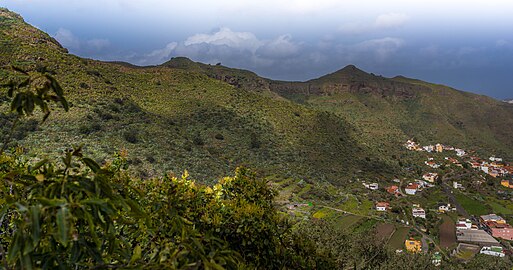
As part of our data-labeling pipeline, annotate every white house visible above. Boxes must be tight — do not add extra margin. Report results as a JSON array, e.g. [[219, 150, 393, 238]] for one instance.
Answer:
[[480, 246, 505, 257], [369, 183, 379, 190], [455, 149, 466, 157], [376, 202, 390, 212], [490, 157, 503, 162], [424, 145, 434, 152], [425, 161, 441, 169], [453, 181, 463, 189], [423, 173, 438, 183], [412, 208, 426, 219], [456, 219, 473, 230], [438, 203, 454, 213], [405, 183, 419, 195]]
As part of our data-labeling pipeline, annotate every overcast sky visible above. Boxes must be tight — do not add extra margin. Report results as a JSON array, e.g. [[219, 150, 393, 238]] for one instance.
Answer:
[[3, 0, 513, 99]]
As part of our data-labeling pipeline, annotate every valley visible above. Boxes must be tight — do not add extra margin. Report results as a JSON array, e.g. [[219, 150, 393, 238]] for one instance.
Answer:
[[1, 7, 513, 269]]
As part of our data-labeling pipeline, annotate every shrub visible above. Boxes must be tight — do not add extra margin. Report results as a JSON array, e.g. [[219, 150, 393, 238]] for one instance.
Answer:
[[214, 133, 224, 140], [124, 128, 139, 144]]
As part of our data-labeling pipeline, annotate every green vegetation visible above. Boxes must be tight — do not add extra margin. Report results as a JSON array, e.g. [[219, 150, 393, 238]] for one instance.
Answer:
[[388, 227, 410, 250], [0, 8, 395, 185], [455, 193, 490, 216], [2, 7, 513, 269]]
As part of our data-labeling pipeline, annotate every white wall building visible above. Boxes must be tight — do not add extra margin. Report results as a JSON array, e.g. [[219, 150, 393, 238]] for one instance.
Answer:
[[480, 246, 505, 257], [412, 208, 426, 219]]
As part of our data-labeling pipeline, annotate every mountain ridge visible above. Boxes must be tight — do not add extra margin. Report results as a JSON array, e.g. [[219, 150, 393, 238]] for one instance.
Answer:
[[1, 8, 513, 184]]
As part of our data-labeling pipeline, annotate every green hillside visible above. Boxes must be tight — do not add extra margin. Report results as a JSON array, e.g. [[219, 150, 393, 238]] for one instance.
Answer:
[[2, 7, 513, 185], [0, 8, 395, 184], [268, 66, 513, 160]]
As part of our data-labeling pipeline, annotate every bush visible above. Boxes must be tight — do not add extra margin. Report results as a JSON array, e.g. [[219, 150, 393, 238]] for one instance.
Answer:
[[78, 122, 102, 135], [124, 128, 139, 144], [214, 133, 224, 140]]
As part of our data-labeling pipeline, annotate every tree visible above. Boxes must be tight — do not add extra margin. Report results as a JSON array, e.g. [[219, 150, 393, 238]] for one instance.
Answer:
[[0, 66, 68, 154]]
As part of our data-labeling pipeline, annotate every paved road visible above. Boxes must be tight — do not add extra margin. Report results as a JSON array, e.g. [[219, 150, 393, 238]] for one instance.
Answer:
[[441, 170, 472, 218], [421, 235, 429, 254]]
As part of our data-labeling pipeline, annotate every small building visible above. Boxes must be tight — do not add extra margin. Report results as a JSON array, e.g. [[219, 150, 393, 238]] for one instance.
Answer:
[[453, 181, 463, 189], [424, 145, 434, 152], [483, 221, 513, 240], [405, 239, 422, 253], [470, 161, 481, 168], [412, 207, 426, 219], [456, 230, 500, 246], [480, 246, 505, 257], [455, 149, 466, 157], [501, 180, 513, 188], [490, 157, 503, 162], [456, 218, 473, 230], [432, 252, 442, 266], [386, 185, 400, 195], [438, 203, 454, 213], [423, 173, 438, 183], [363, 182, 379, 190], [425, 160, 441, 169], [480, 214, 506, 224], [435, 144, 444, 153], [405, 183, 419, 195], [376, 202, 390, 212]]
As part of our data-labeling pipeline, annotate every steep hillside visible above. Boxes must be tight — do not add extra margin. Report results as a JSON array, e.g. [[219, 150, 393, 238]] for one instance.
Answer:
[[292, 70, 513, 159], [181, 59, 513, 160], [1, 8, 396, 184]]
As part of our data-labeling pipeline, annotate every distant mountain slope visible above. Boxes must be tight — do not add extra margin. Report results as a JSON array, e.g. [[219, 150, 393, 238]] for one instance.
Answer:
[[1, 8, 397, 184], [172, 53, 513, 159], [280, 69, 513, 159]]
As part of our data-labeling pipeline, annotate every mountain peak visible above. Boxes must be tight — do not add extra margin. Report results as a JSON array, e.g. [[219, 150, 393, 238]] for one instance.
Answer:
[[162, 57, 202, 71], [309, 64, 374, 83]]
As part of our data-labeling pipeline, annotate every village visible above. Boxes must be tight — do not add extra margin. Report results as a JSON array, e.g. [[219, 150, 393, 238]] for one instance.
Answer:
[[276, 139, 513, 267], [366, 139, 513, 263]]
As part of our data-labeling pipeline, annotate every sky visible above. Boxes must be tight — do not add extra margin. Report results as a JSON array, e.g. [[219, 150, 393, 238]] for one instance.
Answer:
[[3, 0, 513, 99]]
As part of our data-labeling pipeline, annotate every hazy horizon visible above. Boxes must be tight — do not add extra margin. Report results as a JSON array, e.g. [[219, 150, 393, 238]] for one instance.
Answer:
[[3, 0, 513, 99]]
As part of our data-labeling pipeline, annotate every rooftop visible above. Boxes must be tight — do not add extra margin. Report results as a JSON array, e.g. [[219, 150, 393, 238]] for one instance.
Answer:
[[457, 230, 500, 245]]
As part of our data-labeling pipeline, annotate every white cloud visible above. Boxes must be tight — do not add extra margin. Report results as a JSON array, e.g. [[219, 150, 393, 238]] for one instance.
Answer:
[[54, 28, 80, 49], [54, 28, 111, 53], [136, 28, 303, 67], [144, 42, 178, 64], [340, 13, 409, 34], [87, 38, 111, 50], [184, 27, 261, 52], [256, 35, 300, 59], [339, 37, 405, 62], [374, 13, 409, 29]]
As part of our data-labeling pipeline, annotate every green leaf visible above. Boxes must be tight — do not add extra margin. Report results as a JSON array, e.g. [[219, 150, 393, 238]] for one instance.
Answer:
[[29, 158, 48, 172], [30, 205, 41, 245], [82, 158, 101, 173], [18, 78, 30, 88], [11, 65, 29, 75], [15, 202, 28, 212], [36, 197, 66, 207], [56, 206, 69, 247], [8, 232, 22, 262], [25, 92, 35, 115], [130, 245, 142, 265], [21, 253, 33, 270], [11, 92, 22, 112]]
